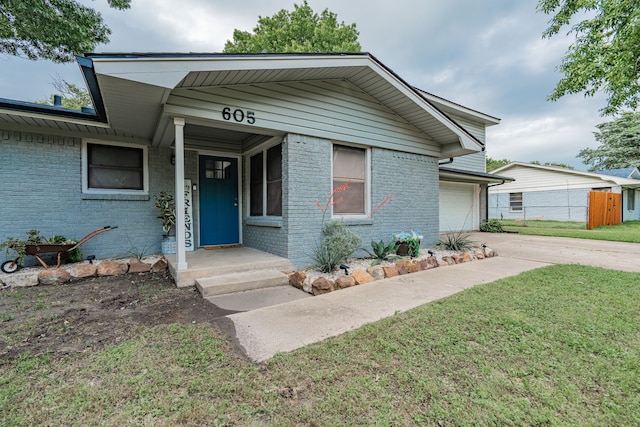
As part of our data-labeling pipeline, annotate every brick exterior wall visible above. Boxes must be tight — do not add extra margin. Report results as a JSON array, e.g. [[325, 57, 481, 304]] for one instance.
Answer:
[[0, 129, 184, 265], [281, 134, 440, 269], [2, 128, 440, 270]]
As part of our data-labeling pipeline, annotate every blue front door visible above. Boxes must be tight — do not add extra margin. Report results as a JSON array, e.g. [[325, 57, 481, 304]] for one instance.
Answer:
[[199, 155, 239, 246]]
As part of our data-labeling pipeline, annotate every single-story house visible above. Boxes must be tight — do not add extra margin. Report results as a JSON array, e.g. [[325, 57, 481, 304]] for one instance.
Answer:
[[488, 162, 640, 222], [0, 52, 502, 279]]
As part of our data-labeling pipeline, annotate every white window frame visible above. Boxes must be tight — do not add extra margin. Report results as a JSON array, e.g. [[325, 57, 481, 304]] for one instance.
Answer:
[[245, 139, 283, 219], [82, 139, 149, 195], [331, 142, 371, 219]]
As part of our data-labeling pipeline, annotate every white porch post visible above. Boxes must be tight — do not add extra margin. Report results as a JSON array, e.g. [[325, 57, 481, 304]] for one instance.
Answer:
[[173, 117, 188, 271]]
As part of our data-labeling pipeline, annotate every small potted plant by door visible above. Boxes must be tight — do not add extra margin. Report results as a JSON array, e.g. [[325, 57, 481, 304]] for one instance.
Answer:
[[154, 192, 176, 254]]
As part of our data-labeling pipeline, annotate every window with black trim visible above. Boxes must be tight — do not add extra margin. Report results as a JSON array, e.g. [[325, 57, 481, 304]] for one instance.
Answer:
[[249, 143, 282, 217], [628, 190, 636, 211], [509, 192, 523, 211], [333, 144, 368, 215], [87, 143, 143, 190]]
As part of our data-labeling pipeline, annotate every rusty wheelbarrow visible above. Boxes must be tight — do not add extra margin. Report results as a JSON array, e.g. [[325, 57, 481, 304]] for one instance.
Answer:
[[1, 226, 117, 274]]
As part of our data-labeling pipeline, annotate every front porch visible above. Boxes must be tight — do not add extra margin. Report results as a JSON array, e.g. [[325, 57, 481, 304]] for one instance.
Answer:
[[165, 246, 294, 290]]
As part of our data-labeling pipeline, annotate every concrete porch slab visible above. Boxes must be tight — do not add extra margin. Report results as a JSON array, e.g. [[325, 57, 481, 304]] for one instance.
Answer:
[[165, 247, 294, 287]]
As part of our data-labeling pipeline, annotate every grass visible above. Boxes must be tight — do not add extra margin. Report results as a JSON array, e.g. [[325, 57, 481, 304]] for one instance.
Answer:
[[2, 265, 640, 425], [500, 219, 640, 243]]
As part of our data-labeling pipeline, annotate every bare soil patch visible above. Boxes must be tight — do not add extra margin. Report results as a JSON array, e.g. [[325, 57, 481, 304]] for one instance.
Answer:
[[0, 272, 225, 361]]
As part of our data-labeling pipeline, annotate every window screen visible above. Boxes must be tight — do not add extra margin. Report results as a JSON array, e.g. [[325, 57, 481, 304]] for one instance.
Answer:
[[509, 192, 523, 211], [87, 143, 143, 190], [333, 145, 366, 215]]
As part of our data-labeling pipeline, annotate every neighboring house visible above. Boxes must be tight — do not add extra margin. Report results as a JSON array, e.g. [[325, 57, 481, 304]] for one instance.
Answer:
[[414, 90, 513, 231], [488, 162, 640, 222], [0, 52, 500, 276], [597, 167, 640, 180]]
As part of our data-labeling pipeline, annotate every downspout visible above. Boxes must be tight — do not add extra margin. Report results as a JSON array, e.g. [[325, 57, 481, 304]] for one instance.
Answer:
[[439, 157, 454, 165]]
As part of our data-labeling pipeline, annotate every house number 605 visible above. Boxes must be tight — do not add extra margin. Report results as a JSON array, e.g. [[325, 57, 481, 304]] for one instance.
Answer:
[[222, 107, 256, 124]]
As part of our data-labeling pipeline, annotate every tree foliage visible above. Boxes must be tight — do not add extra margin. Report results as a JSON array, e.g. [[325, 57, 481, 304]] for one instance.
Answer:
[[530, 160, 574, 169], [0, 0, 130, 63], [537, 0, 640, 115], [577, 112, 640, 170], [486, 157, 510, 171], [223, 0, 361, 53], [37, 77, 92, 110]]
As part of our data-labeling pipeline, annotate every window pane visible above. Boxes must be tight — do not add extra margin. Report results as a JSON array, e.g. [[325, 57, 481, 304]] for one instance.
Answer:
[[333, 145, 365, 180], [267, 181, 282, 216], [250, 153, 263, 216], [333, 180, 365, 214], [266, 144, 282, 216], [333, 145, 366, 215], [88, 143, 143, 190], [509, 193, 523, 211]]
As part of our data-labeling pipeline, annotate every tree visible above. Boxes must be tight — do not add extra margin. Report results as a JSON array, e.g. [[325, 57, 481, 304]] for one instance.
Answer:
[[223, 1, 360, 53], [537, 0, 640, 115], [0, 0, 130, 63], [486, 157, 510, 171], [577, 111, 640, 170], [530, 160, 574, 169], [37, 77, 92, 110]]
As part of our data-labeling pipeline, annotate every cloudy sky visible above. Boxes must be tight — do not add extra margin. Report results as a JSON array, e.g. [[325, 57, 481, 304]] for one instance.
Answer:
[[0, 0, 607, 169]]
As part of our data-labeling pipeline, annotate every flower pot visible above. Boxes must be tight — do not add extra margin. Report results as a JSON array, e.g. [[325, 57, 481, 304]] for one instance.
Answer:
[[396, 242, 409, 256], [161, 236, 176, 254]]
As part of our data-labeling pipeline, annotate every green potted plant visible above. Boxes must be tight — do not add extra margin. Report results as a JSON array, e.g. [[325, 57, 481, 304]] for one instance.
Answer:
[[153, 192, 176, 254], [392, 230, 423, 258]]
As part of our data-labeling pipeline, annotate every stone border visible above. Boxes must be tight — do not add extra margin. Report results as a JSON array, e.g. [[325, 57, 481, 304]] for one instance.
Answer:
[[0, 256, 169, 288], [288, 246, 499, 296]]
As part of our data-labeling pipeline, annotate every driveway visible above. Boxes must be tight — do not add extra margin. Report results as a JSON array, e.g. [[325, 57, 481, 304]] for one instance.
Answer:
[[469, 232, 640, 273]]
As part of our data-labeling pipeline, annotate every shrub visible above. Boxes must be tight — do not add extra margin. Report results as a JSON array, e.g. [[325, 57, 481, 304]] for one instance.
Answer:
[[310, 220, 362, 273], [363, 239, 400, 266], [438, 230, 475, 251], [480, 218, 504, 233]]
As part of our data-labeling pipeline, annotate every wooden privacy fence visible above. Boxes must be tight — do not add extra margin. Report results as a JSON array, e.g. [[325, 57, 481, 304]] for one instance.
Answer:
[[587, 191, 621, 229]]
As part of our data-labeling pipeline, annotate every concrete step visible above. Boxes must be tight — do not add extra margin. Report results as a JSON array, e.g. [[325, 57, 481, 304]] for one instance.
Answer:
[[196, 268, 290, 297]]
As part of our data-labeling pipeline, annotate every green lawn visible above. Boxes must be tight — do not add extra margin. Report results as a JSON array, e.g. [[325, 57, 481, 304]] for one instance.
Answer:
[[2, 265, 640, 426], [500, 219, 640, 243]]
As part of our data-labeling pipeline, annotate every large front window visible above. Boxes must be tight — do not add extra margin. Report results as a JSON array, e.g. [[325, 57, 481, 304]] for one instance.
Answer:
[[333, 144, 368, 216], [249, 143, 282, 217], [82, 140, 148, 193]]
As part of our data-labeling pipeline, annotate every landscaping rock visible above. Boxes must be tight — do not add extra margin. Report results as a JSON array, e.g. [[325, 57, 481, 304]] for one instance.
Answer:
[[335, 275, 356, 288], [367, 266, 385, 281], [396, 259, 418, 275], [1, 271, 38, 288], [351, 268, 374, 285], [474, 250, 485, 259], [312, 277, 335, 295], [440, 256, 456, 266], [288, 271, 306, 290], [302, 277, 313, 294], [383, 265, 399, 278], [97, 261, 128, 276], [38, 268, 71, 285], [418, 256, 439, 270], [128, 259, 152, 274], [151, 258, 168, 272], [69, 264, 97, 279]]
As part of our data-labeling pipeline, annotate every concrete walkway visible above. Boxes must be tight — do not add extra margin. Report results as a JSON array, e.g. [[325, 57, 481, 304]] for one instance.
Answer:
[[218, 234, 640, 362]]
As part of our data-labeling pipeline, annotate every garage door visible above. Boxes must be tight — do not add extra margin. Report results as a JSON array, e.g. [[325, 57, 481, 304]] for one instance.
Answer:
[[439, 182, 478, 231]]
